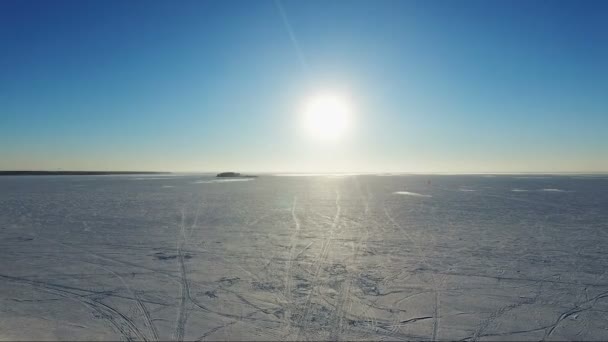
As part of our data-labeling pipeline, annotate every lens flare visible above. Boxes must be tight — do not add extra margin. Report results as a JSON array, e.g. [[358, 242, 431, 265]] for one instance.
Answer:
[[302, 92, 352, 141]]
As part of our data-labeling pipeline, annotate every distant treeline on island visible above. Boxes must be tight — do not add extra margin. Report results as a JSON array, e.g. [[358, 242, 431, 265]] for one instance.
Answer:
[[0, 171, 170, 176], [216, 172, 257, 178]]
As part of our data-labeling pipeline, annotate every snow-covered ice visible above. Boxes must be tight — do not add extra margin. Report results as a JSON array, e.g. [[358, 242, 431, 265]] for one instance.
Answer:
[[1, 174, 607, 341]]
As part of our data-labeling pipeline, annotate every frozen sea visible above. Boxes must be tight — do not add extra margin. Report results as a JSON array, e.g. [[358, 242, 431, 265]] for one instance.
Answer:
[[1, 174, 608, 341]]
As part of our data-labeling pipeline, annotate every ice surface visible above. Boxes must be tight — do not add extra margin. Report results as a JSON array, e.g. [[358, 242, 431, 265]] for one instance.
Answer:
[[1, 174, 608, 341]]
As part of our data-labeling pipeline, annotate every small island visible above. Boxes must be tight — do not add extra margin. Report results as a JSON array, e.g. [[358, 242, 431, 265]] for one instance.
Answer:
[[216, 172, 257, 178]]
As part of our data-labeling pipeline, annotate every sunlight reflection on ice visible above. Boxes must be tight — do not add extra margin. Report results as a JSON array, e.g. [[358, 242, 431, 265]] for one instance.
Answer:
[[394, 191, 432, 197], [512, 188, 569, 192], [273, 173, 362, 177]]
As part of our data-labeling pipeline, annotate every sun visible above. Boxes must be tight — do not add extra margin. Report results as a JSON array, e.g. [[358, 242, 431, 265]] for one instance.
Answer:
[[301, 92, 353, 141]]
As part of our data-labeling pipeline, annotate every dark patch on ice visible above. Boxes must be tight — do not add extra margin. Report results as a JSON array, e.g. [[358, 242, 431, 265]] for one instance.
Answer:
[[152, 252, 192, 261], [252, 281, 280, 292], [292, 303, 334, 329], [347, 319, 361, 326], [294, 280, 312, 297], [273, 307, 285, 318], [10, 298, 61, 303], [328, 277, 346, 292], [218, 277, 240, 287], [325, 263, 347, 276], [204, 290, 217, 298], [293, 275, 312, 297], [306, 303, 333, 328], [5, 236, 33, 242], [154, 253, 176, 260], [356, 273, 383, 296], [296, 282, 311, 290], [362, 247, 377, 256], [92, 311, 112, 320]]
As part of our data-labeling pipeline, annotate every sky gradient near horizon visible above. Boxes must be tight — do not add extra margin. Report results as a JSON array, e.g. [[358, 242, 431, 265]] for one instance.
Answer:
[[1, 0, 607, 173]]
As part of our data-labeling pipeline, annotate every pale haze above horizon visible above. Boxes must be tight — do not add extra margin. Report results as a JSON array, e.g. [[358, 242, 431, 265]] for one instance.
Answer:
[[1, 0, 607, 173]]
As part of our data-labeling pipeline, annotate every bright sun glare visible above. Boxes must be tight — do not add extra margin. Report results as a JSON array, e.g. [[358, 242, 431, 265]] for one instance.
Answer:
[[302, 92, 353, 141]]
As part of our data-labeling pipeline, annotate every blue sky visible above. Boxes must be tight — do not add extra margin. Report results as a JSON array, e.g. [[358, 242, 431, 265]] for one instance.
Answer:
[[1, 0, 606, 172]]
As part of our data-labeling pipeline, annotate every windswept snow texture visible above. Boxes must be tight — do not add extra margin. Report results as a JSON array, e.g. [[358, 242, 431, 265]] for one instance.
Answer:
[[1, 174, 608, 341]]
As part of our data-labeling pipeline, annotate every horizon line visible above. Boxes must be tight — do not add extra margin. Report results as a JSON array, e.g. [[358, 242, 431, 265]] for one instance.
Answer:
[[1, 170, 608, 176]]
